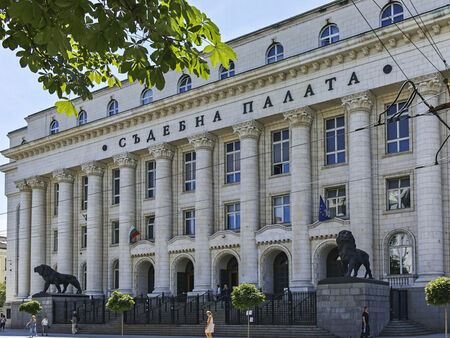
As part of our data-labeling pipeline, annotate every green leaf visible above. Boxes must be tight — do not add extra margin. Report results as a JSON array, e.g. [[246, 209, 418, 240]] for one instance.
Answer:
[[55, 100, 78, 118], [210, 48, 219, 67], [202, 45, 214, 54]]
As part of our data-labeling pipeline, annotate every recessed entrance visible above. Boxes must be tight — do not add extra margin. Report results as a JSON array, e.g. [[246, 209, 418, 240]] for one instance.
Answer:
[[273, 252, 289, 294], [326, 247, 344, 278], [219, 256, 239, 288], [136, 260, 155, 295], [176, 259, 194, 295]]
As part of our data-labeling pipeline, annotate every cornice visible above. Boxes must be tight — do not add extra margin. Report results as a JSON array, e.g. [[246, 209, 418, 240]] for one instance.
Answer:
[[148, 143, 175, 160], [233, 120, 262, 140], [188, 132, 216, 151], [2, 8, 450, 162]]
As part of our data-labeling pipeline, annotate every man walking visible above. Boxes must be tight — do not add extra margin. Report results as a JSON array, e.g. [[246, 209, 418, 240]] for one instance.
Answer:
[[361, 306, 371, 338]]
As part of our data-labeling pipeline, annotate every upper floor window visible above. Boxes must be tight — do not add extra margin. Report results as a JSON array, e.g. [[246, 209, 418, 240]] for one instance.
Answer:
[[112, 169, 120, 205], [81, 263, 87, 291], [50, 120, 59, 135], [81, 225, 87, 248], [381, 3, 404, 27], [53, 230, 58, 252], [272, 129, 289, 175], [178, 75, 192, 93], [146, 215, 155, 240], [81, 176, 88, 211], [387, 177, 410, 210], [386, 102, 409, 153], [184, 152, 196, 191], [226, 203, 240, 230], [220, 61, 235, 80], [388, 232, 413, 275], [325, 186, 346, 218], [326, 116, 346, 165], [108, 100, 119, 116], [225, 141, 240, 184], [146, 161, 156, 198], [266, 43, 284, 64], [273, 194, 290, 224], [112, 260, 119, 289], [78, 111, 87, 126], [184, 210, 195, 235], [111, 221, 119, 244], [54, 183, 59, 215], [141, 89, 153, 105], [320, 24, 339, 46]]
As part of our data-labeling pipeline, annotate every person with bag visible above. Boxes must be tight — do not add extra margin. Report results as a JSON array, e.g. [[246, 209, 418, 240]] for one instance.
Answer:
[[26, 315, 37, 338], [361, 306, 372, 338], [204, 310, 214, 338]]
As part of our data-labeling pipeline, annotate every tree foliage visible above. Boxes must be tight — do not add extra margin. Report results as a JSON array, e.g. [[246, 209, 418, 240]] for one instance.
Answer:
[[426, 277, 450, 306], [18, 300, 42, 315], [0, 282, 5, 307], [231, 283, 266, 311], [106, 290, 135, 313], [0, 0, 236, 116]]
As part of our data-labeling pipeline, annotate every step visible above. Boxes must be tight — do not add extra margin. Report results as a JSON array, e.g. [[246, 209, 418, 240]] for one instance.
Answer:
[[379, 320, 434, 336]]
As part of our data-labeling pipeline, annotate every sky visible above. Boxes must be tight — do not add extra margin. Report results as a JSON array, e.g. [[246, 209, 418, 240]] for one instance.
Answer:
[[0, 0, 330, 236]]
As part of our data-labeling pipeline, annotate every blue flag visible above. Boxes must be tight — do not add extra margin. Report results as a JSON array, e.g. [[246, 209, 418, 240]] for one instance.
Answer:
[[319, 195, 330, 222]]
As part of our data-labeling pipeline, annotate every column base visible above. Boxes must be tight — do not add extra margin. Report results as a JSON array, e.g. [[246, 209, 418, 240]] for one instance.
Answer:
[[117, 288, 133, 295], [151, 287, 171, 297], [414, 272, 445, 286], [85, 290, 105, 298], [289, 280, 315, 292], [190, 287, 212, 296]]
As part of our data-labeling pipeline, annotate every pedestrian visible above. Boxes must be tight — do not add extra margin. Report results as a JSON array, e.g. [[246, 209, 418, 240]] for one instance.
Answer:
[[223, 284, 229, 300], [0, 313, 6, 331], [361, 306, 372, 338], [216, 284, 221, 301], [71, 311, 78, 335], [204, 310, 214, 338], [41, 316, 49, 336], [26, 315, 37, 338]]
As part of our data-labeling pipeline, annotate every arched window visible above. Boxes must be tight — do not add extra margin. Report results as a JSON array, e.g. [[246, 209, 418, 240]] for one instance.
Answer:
[[49, 120, 59, 135], [220, 61, 235, 80], [141, 89, 153, 105], [112, 260, 119, 289], [77, 111, 87, 126], [320, 24, 339, 46], [388, 232, 413, 275], [178, 75, 192, 93], [381, 2, 404, 27], [81, 263, 87, 291], [266, 43, 284, 64], [108, 100, 119, 116]]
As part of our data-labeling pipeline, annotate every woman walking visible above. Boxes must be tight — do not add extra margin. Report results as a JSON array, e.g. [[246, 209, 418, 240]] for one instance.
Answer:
[[204, 310, 214, 338], [26, 315, 37, 338]]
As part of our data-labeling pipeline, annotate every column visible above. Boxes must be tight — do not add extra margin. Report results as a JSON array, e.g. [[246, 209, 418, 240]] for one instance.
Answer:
[[188, 132, 215, 293], [148, 144, 174, 294], [342, 92, 374, 261], [113, 153, 137, 294], [81, 162, 105, 296], [53, 169, 75, 277], [233, 120, 261, 286], [414, 76, 444, 284], [28, 176, 47, 295], [284, 108, 314, 290], [15, 180, 31, 298]]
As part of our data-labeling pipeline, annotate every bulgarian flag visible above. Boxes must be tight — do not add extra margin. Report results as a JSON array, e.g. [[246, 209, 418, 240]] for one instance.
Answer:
[[129, 225, 140, 243]]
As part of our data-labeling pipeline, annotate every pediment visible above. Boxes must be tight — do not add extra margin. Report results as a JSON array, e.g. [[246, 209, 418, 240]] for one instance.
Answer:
[[208, 230, 240, 249], [256, 224, 291, 245], [308, 218, 350, 240], [130, 240, 155, 257], [168, 235, 195, 253]]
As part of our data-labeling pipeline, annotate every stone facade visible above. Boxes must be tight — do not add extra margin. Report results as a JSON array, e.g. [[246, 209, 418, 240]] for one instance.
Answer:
[[1, 0, 450, 330]]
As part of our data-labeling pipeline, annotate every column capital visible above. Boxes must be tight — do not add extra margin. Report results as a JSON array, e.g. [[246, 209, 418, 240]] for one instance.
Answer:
[[27, 176, 47, 190], [284, 107, 313, 127], [233, 120, 262, 140], [82, 161, 105, 176], [341, 91, 374, 113], [113, 152, 137, 168], [15, 179, 30, 192], [414, 75, 442, 97], [148, 143, 175, 160], [188, 132, 216, 151], [53, 169, 75, 183]]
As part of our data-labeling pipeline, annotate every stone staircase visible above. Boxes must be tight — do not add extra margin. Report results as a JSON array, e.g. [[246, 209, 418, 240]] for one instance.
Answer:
[[379, 319, 435, 336]]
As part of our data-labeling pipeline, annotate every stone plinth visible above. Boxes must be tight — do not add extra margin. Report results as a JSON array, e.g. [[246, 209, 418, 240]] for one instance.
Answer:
[[317, 277, 389, 338]]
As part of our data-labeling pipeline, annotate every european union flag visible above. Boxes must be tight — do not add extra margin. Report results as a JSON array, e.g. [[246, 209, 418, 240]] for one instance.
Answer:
[[319, 195, 330, 222]]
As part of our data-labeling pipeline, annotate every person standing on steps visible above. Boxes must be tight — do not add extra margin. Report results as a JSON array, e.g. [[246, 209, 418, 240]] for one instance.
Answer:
[[216, 284, 221, 301], [204, 310, 214, 338], [361, 306, 372, 338]]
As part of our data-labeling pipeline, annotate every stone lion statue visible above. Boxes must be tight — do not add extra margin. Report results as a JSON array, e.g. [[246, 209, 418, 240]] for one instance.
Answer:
[[34, 264, 82, 294], [336, 230, 373, 279]]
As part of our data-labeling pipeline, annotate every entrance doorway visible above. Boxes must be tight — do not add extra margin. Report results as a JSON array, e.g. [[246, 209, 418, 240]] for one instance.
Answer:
[[220, 256, 239, 288], [136, 260, 155, 295], [147, 265, 155, 294], [390, 289, 408, 320], [177, 260, 194, 295], [273, 252, 289, 294], [326, 247, 344, 278]]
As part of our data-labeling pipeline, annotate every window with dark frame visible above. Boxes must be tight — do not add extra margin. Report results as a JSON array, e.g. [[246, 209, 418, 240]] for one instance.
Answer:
[[78, 111, 87, 126], [178, 75, 192, 93], [272, 129, 290, 175], [82, 176, 88, 210], [108, 100, 119, 116], [266, 43, 284, 64], [387, 177, 410, 210], [225, 141, 240, 183], [81, 225, 87, 248], [184, 152, 196, 191], [146, 215, 155, 240], [141, 89, 153, 105], [220, 61, 235, 79], [320, 24, 339, 46], [386, 102, 409, 154], [389, 232, 413, 275], [112, 221, 119, 244], [273, 195, 290, 224], [82, 264, 87, 291], [381, 2, 404, 27], [146, 161, 156, 198], [325, 116, 346, 165], [325, 186, 347, 218], [53, 230, 58, 252], [184, 210, 195, 235], [113, 261, 119, 289], [54, 183, 59, 215], [226, 203, 240, 230], [113, 169, 120, 204]]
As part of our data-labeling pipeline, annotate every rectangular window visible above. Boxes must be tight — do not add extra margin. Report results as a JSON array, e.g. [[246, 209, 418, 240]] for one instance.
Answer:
[[226, 203, 240, 230], [325, 116, 346, 165], [326, 186, 347, 218], [53, 230, 58, 252], [273, 194, 290, 224], [54, 183, 59, 215], [146, 215, 155, 240], [184, 152, 196, 191], [81, 225, 87, 248], [113, 169, 120, 205], [387, 177, 410, 210], [146, 161, 156, 198], [111, 221, 119, 244], [225, 141, 241, 183], [81, 176, 88, 211], [184, 210, 195, 235], [272, 129, 290, 175], [386, 102, 409, 154]]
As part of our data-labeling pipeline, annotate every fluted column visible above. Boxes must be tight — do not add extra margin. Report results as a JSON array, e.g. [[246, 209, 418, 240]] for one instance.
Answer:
[[233, 120, 261, 286], [15, 180, 31, 298], [148, 144, 174, 294], [414, 76, 444, 284], [53, 170, 75, 278], [284, 108, 314, 290], [188, 133, 215, 293], [28, 177, 47, 295], [342, 92, 374, 263], [81, 162, 105, 296], [113, 153, 137, 294]]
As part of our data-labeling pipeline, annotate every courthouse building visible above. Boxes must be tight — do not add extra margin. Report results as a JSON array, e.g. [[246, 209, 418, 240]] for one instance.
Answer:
[[1, 0, 450, 324]]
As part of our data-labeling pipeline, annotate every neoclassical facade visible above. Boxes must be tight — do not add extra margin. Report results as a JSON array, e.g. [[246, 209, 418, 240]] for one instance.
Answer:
[[2, 0, 450, 315]]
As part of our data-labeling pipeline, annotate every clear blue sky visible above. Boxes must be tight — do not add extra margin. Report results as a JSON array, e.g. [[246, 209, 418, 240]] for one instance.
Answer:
[[0, 0, 330, 236]]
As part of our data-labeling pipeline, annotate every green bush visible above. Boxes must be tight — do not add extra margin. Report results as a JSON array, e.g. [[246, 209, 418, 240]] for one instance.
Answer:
[[106, 291, 135, 337], [231, 283, 265, 311], [425, 277, 450, 306], [18, 300, 42, 315]]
